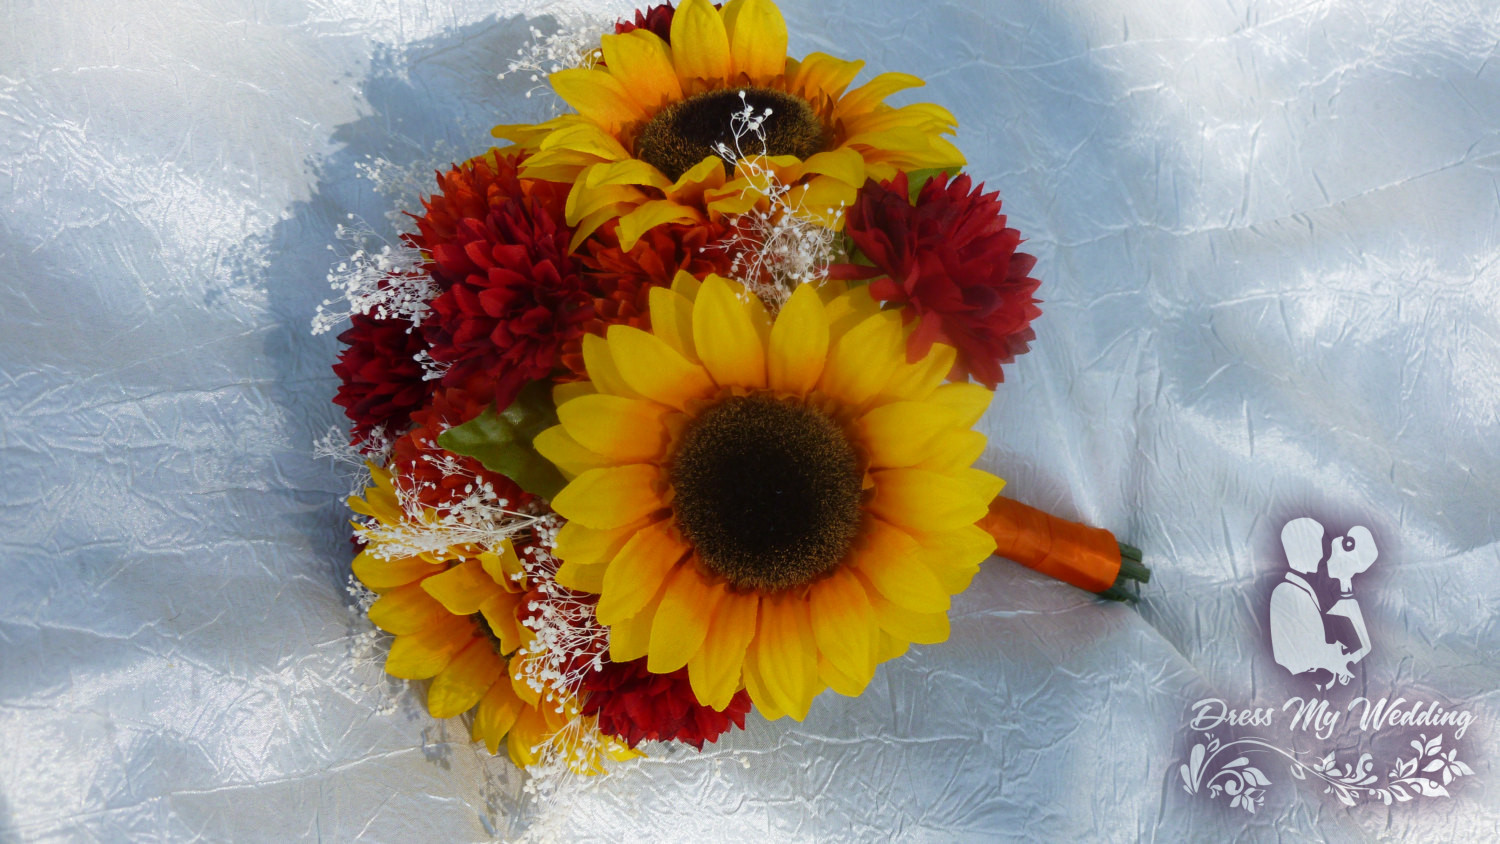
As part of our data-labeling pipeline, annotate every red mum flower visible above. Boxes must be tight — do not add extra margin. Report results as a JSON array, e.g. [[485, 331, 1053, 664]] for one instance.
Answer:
[[578, 658, 752, 750], [839, 172, 1042, 387], [558, 219, 735, 378], [411, 151, 593, 410], [332, 312, 434, 446], [390, 376, 529, 513], [614, 4, 677, 41]]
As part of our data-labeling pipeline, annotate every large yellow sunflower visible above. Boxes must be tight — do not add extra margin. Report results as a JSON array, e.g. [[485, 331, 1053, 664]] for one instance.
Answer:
[[349, 466, 634, 770], [533, 274, 1003, 720], [494, 0, 964, 250]]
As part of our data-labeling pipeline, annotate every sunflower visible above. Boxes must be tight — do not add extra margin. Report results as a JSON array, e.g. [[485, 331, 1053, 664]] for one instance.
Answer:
[[533, 273, 1003, 720], [493, 0, 964, 251], [349, 465, 632, 769]]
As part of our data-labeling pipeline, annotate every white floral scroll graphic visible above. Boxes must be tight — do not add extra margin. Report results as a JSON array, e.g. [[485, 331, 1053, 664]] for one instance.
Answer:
[[1179, 732, 1471, 811]]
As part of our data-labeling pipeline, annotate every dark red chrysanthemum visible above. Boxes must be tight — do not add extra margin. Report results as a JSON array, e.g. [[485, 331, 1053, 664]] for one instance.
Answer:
[[390, 376, 529, 512], [838, 172, 1042, 387], [578, 657, 752, 750], [559, 219, 735, 378], [332, 311, 434, 446], [411, 151, 593, 411]]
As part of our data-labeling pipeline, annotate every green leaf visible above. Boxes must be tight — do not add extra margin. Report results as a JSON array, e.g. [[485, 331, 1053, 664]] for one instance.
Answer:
[[436, 381, 567, 501]]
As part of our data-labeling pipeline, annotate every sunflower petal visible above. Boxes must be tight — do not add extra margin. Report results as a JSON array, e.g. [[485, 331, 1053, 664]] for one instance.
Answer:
[[352, 551, 436, 591], [607, 325, 717, 409], [557, 394, 673, 463], [569, 202, 638, 253], [550, 464, 666, 529], [428, 639, 505, 719], [721, 0, 787, 84], [552, 519, 647, 569], [787, 52, 865, 101], [857, 400, 961, 468], [868, 467, 991, 533], [473, 676, 524, 754], [741, 644, 785, 720], [420, 558, 504, 616], [879, 342, 956, 403], [649, 282, 699, 361], [648, 565, 724, 673], [617, 200, 704, 251], [507, 704, 549, 768], [837, 71, 926, 118], [863, 582, 951, 645], [566, 178, 647, 226], [927, 382, 994, 426], [808, 568, 877, 693], [385, 616, 474, 679], [581, 332, 644, 400], [818, 653, 868, 698], [608, 586, 666, 662], [671, 270, 703, 301], [902, 525, 993, 596], [694, 275, 769, 389], [752, 595, 819, 720], [787, 177, 857, 227], [536, 117, 631, 160], [853, 518, 951, 612], [687, 591, 758, 711], [368, 581, 447, 635], [551, 67, 646, 131], [599, 30, 683, 113], [823, 284, 881, 345], [793, 147, 866, 188], [556, 557, 608, 593], [956, 467, 1006, 502], [819, 309, 905, 406], [597, 520, 689, 625], [913, 428, 988, 473], [584, 157, 675, 191], [665, 156, 729, 204], [533, 425, 619, 478], [878, 630, 913, 661], [478, 592, 523, 654], [767, 282, 829, 394], [671, 0, 732, 83]]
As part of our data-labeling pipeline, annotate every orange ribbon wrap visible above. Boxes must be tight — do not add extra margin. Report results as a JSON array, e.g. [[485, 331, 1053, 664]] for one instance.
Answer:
[[978, 497, 1122, 593]]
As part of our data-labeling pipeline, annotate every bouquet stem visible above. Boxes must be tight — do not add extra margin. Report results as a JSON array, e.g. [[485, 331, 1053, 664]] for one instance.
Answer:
[[979, 497, 1151, 601]]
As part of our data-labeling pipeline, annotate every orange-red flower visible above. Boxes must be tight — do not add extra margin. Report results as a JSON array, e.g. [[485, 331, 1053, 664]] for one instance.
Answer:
[[560, 219, 736, 378]]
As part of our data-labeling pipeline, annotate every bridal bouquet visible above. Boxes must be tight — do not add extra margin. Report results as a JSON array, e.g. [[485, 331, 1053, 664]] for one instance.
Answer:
[[318, 0, 1148, 783]]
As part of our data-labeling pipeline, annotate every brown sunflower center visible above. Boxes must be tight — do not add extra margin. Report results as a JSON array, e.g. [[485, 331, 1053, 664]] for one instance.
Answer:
[[635, 87, 828, 182], [669, 394, 862, 592]]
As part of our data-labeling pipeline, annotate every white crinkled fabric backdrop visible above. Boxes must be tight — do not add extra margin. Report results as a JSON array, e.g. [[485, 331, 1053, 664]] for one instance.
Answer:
[[2, 0, 1498, 840]]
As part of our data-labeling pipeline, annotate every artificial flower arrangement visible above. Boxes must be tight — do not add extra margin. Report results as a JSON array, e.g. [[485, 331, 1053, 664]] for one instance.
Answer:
[[317, 0, 1149, 785]]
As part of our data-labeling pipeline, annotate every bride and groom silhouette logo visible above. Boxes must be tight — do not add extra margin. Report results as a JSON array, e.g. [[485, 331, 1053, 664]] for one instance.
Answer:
[[1268, 517, 1378, 690]]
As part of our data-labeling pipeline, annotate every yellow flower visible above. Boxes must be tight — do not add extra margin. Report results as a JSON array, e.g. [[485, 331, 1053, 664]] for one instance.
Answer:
[[534, 274, 1003, 720], [494, 0, 963, 250], [349, 465, 633, 770]]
